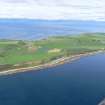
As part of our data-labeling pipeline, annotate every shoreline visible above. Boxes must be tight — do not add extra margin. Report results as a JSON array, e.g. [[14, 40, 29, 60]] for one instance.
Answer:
[[0, 50, 104, 76]]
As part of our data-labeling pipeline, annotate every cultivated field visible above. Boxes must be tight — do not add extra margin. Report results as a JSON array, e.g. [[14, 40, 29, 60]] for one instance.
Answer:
[[0, 33, 105, 71]]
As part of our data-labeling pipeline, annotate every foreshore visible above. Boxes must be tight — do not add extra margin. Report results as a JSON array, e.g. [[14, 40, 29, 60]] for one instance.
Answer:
[[0, 50, 104, 76]]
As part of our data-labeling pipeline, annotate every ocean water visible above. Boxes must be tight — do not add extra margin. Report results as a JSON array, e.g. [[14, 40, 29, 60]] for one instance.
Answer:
[[0, 53, 105, 105], [0, 19, 105, 40]]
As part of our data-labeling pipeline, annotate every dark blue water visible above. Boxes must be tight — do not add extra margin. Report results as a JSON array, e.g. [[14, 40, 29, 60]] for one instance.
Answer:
[[0, 53, 105, 105], [0, 19, 105, 40]]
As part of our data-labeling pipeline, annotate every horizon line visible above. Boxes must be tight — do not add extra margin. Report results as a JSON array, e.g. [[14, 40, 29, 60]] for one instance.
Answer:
[[0, 18, 105, 22]]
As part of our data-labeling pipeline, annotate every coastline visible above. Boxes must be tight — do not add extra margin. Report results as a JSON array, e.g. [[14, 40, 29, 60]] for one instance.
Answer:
[[0, 50, 104, 76]]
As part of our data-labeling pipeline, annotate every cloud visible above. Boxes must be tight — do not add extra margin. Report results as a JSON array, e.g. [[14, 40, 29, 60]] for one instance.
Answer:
[[0, 0, 105, 21]]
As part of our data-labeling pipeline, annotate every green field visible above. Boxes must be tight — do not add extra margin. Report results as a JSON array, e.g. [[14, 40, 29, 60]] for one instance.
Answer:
[[0, 33, 105, 71]]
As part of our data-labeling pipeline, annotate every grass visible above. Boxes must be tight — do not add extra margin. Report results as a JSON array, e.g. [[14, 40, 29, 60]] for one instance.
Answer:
[[0, 33, 105, 70]]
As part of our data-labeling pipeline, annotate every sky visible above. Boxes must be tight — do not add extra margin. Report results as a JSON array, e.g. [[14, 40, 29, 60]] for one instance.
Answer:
[[0, 0, 105, 21]]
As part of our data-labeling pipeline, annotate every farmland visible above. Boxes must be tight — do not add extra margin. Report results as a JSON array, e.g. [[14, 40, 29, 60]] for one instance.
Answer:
[[0, 33, 105, 71]]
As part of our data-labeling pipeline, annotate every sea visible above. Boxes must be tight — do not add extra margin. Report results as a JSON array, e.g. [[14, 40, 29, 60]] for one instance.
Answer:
[[0, 53, 105, 105], [0, 19, 105, 105], [0, 19, 105, 40]]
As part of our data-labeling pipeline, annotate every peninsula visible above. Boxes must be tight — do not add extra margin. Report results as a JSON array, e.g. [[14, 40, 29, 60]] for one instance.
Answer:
[[0, 33, 105, 75]]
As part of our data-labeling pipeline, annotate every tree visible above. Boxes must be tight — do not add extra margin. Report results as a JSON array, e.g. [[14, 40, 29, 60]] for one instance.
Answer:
[[18, 40, 26, 46]]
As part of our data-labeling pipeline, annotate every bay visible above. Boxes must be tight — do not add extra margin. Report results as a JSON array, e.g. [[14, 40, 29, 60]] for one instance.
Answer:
[[0, 53, 105, 105]]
